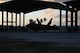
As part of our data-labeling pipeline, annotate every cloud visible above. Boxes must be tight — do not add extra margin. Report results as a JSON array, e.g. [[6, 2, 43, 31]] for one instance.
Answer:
[[54, 0, 72, 2], [0, 0, 11, 3], [41, 0, 55, 2], [0, 0, 5, 3], [39, 8, 59, 18], [42, 0, 72, 2], [0, 0, 5, 1]]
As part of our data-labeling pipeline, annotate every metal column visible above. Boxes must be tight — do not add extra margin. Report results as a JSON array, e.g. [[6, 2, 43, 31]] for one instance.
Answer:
[[19, 13, 21, 26], [60, 9, 62, 27], [23, 13, 25, 27], [11, 12, 13, 27], [19, 13, 21, 31], [66, 7, 68, 27], [6, 11, 8, 31], [2, 11, 4, 31], [11, 12, 13, 31], [75, 10, 78, 27], [15, 13, 17, 31], [71, 10, 73, 27], [75, 9, 78, 32], [66, 6, 68, 32]]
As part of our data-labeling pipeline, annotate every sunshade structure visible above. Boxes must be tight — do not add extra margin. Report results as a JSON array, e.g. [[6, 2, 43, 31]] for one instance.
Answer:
[[0, 0, 75, 32], [0, 0, 69, 31]]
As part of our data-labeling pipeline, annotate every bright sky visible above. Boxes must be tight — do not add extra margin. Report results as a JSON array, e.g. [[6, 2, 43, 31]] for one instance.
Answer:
[[0, 0, 80, 26]]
